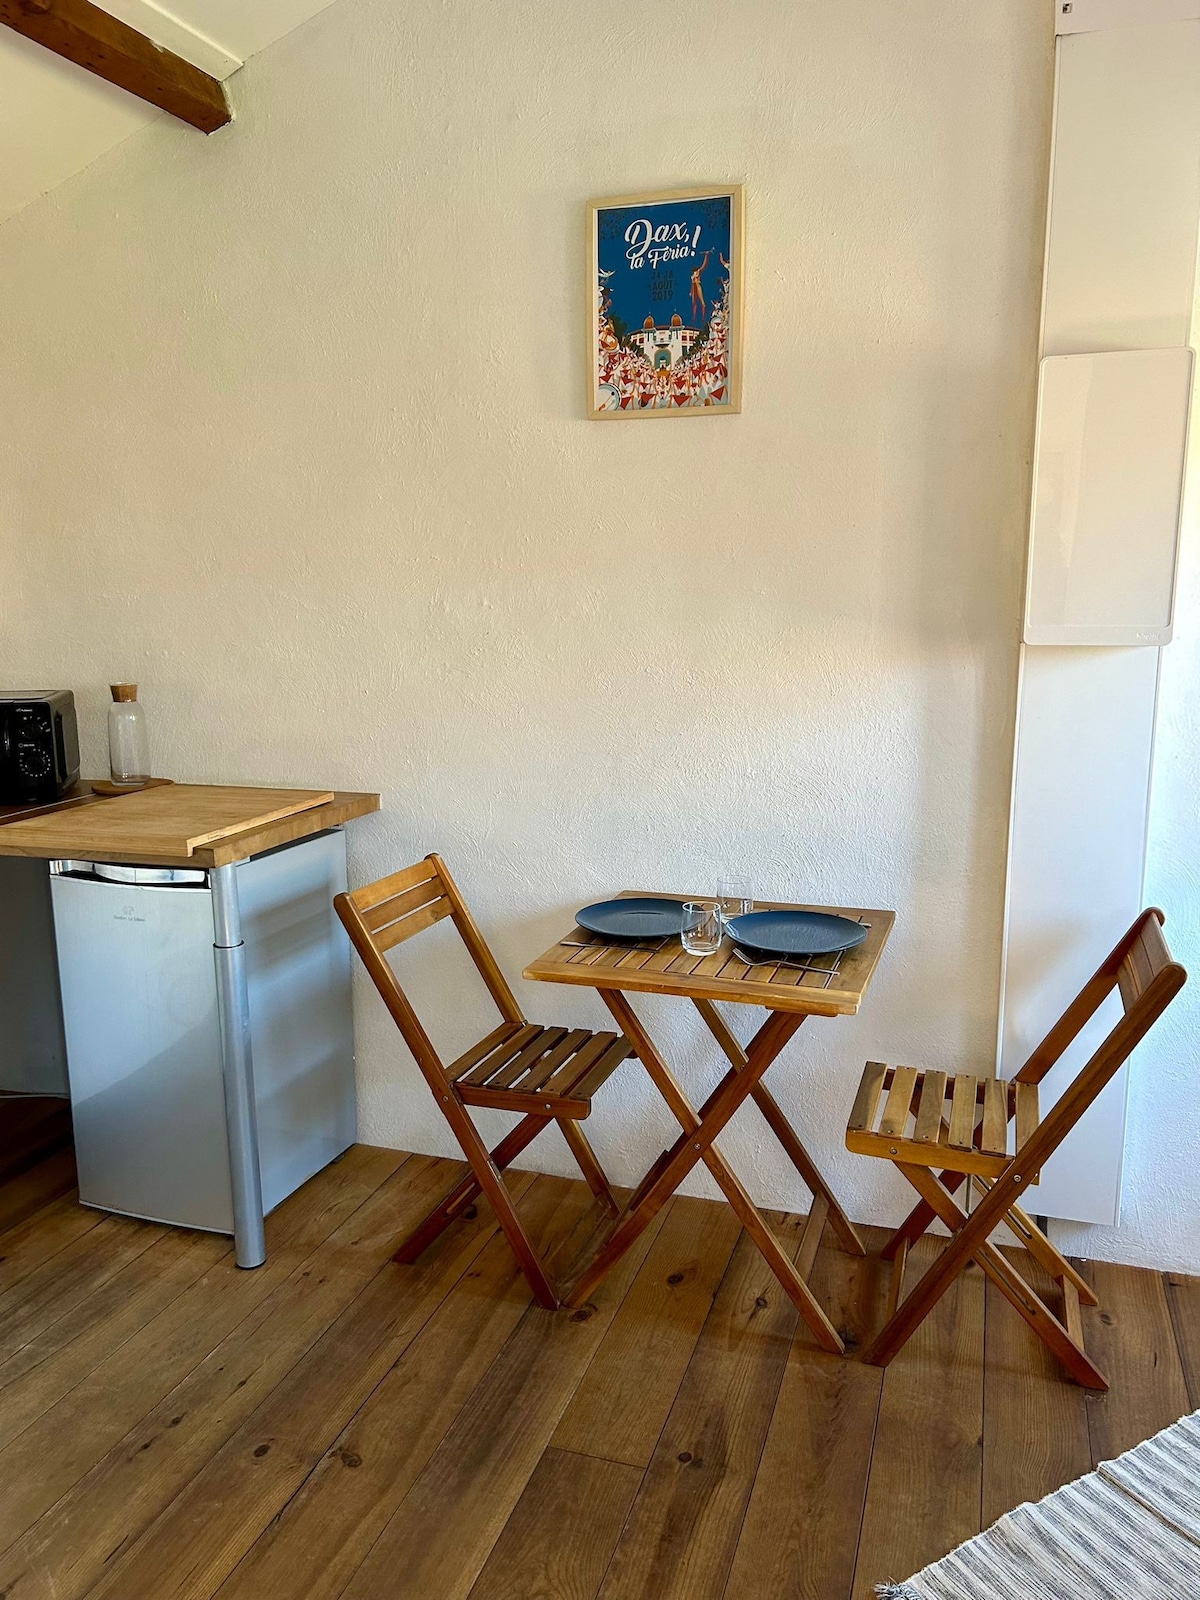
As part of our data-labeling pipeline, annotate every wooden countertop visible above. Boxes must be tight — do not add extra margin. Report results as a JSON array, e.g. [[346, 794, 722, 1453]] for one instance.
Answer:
[[0, 782, 380, 868]]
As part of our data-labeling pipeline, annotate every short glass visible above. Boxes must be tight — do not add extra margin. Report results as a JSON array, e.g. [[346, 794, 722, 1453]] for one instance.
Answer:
[[717, 878, 754, 920], [681, 901, 723, 956]]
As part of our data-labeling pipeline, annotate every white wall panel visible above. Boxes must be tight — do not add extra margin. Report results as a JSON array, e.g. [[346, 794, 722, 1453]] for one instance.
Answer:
[[1043, 24, 1200, 356], [1001, 18, 1200, 1224]]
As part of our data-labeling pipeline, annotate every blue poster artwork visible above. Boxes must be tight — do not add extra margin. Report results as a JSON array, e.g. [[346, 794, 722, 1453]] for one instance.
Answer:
[[593, 191, 737, 415]]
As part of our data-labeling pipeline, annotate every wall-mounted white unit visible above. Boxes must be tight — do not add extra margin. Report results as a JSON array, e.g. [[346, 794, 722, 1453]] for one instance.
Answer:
[[1023, 347, 1194, 646], [1057, 0, 1200, 36]]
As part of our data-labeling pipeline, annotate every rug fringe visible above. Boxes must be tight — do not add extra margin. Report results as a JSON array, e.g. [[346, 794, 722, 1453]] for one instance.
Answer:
[[875, 1586, 923, 1599]]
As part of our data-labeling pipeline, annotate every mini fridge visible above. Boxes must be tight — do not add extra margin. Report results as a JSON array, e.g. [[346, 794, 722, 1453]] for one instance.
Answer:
[[49, 830, 356, 1233]]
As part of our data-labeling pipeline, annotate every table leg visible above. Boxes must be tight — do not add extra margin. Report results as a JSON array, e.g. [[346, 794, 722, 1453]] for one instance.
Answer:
[[211, 863, 266, 1270], [693, 997, 866, 1257], [570, 994, 844, 1354]]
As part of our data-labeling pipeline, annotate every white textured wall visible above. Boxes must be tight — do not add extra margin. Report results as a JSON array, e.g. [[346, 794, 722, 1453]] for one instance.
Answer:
[[0, 0, 1052, 1232]]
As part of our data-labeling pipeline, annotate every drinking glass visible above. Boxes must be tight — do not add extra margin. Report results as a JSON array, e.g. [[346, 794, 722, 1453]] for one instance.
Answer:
[[717, 878, 754, 921], [681, 901, 723, 955]]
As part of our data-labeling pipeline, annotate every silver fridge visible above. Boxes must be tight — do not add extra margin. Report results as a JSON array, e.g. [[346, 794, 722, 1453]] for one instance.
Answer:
[[49, 830, 356, 1233]]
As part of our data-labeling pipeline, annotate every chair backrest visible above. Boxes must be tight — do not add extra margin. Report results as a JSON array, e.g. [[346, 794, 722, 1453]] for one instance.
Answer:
[[334, 853, 525, 1092], [1012, 908, 1185, 1169]]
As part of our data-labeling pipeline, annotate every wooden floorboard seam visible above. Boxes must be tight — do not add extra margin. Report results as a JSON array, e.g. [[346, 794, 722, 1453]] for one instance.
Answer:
[[715, 1213, 832, 1600], [846, 1334, 887, 1596], [1165, 1269, 1198, 1412]]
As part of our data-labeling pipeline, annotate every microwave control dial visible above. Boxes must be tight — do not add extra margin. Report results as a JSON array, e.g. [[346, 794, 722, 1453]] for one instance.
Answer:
[[15, 743, 53, 785]]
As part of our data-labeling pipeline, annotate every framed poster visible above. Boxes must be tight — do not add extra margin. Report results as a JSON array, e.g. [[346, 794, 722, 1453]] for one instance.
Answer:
[[587, 184, 744, 419]]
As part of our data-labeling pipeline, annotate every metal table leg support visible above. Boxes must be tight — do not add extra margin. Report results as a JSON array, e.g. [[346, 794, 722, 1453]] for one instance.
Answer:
[[211, 862, 266, 1268]]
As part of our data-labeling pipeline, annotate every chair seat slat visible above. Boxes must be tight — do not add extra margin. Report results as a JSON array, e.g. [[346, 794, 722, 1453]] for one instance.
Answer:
[[980, 1077, 1008, 1156], [570, 1036, 633, 1102], [913, 1070, 948, 1144], [447, 1022, 524, 1079], [457, 1023, 544, 1086], [488, 1027, 570, 1090], [542, 1031, 619, 1098], [518, 1029, 595, 1093], [1015, 1080, 1040, 1153], [947, 1075, 978, 1149], [879, 1066, 919, 1139], [848, 1062, 889, 1133]]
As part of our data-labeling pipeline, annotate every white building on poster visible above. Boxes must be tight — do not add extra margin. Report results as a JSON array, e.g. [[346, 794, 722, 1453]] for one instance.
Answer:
[[627, 312, 699, 368]]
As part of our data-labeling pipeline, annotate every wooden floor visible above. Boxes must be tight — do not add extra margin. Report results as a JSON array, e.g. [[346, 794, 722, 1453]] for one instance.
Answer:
[[0, 1126, 1197, 1600]]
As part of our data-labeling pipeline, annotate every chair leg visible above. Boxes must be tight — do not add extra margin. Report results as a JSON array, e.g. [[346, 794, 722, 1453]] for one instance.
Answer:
[[393, 1111, 551, 1265], [880, 1170, 968, 1261], [864, 1164, 1107, 1389], [449, 1107, 559, 1310], [392, 1109, 560, 1315], [973, 1181, 1099, 1308], [886, 1234, 908, 1321], [560, 1120, 619, 1217]]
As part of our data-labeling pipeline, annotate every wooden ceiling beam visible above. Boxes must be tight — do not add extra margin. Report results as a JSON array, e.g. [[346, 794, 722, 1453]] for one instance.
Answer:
[[0, 0, 231, 133]]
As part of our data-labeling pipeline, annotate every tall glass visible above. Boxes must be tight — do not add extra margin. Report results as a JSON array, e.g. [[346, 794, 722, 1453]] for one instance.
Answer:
[[717, 878, 753, 921]]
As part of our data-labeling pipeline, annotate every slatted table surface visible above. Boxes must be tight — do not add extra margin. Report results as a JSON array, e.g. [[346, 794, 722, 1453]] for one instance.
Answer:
[[524, 893, 895, 1015]]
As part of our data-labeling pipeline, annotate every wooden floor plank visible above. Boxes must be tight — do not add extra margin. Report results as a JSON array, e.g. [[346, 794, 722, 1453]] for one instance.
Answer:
[[982, 1247, 1091, 1528], [213, 1176, 591, 1600], [723, 1225, 892, 1600], [595, 1210, 810, 1600], [0, 1144, 408, 1579], [335, 1199, 670, 1600], [0, 1148, 77, 1236], [466, 1447, 642, 1600], [0, 1142, 1187, 1600], [1080, 1258, 1190, 1464], [552, 1193, 742, 1468], [851, 1238, 985, 1599], [0, 1226, 228, 1451], [1166, 1269, 1200, 1410], [0, 1212, 164, 1363], [89, 1169, 542, 1600], [0, 1192, 104, 1300]]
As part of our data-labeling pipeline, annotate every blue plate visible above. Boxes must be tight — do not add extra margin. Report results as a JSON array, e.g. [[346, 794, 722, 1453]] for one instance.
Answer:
[[576, 897, 690, 941], [725, 909, 867, 957]]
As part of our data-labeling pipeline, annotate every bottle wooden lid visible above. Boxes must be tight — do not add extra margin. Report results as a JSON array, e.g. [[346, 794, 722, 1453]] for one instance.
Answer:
[[110, 684, 138, 702]]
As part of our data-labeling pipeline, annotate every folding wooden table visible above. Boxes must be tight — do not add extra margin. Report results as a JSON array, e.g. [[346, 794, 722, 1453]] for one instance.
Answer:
[[524, 894, 894, 1354]]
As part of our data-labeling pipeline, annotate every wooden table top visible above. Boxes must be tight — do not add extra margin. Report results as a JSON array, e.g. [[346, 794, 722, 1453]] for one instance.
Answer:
[[524, 893, 895, 1016], [0, 782, 380, 868]]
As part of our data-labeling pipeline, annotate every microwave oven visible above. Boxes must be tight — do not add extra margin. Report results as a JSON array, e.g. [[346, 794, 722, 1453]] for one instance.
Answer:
[[0, 691, 80, 805]]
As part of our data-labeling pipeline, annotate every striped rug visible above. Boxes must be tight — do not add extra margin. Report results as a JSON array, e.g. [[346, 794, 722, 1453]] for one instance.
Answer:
[[878, 1410, 1200, 1599]]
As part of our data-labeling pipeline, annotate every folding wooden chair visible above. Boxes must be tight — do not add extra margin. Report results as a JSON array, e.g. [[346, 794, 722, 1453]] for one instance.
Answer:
[[335, 854, 632, 1309], [845, 909, 1186, 1389]]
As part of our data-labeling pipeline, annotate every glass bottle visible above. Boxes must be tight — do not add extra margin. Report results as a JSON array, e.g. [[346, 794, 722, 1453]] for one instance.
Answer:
[[108, 684, 150, 789]]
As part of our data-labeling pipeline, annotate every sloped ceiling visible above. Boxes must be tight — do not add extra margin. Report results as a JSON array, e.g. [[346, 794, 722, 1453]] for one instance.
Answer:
[[0, 0, 338, 224]]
